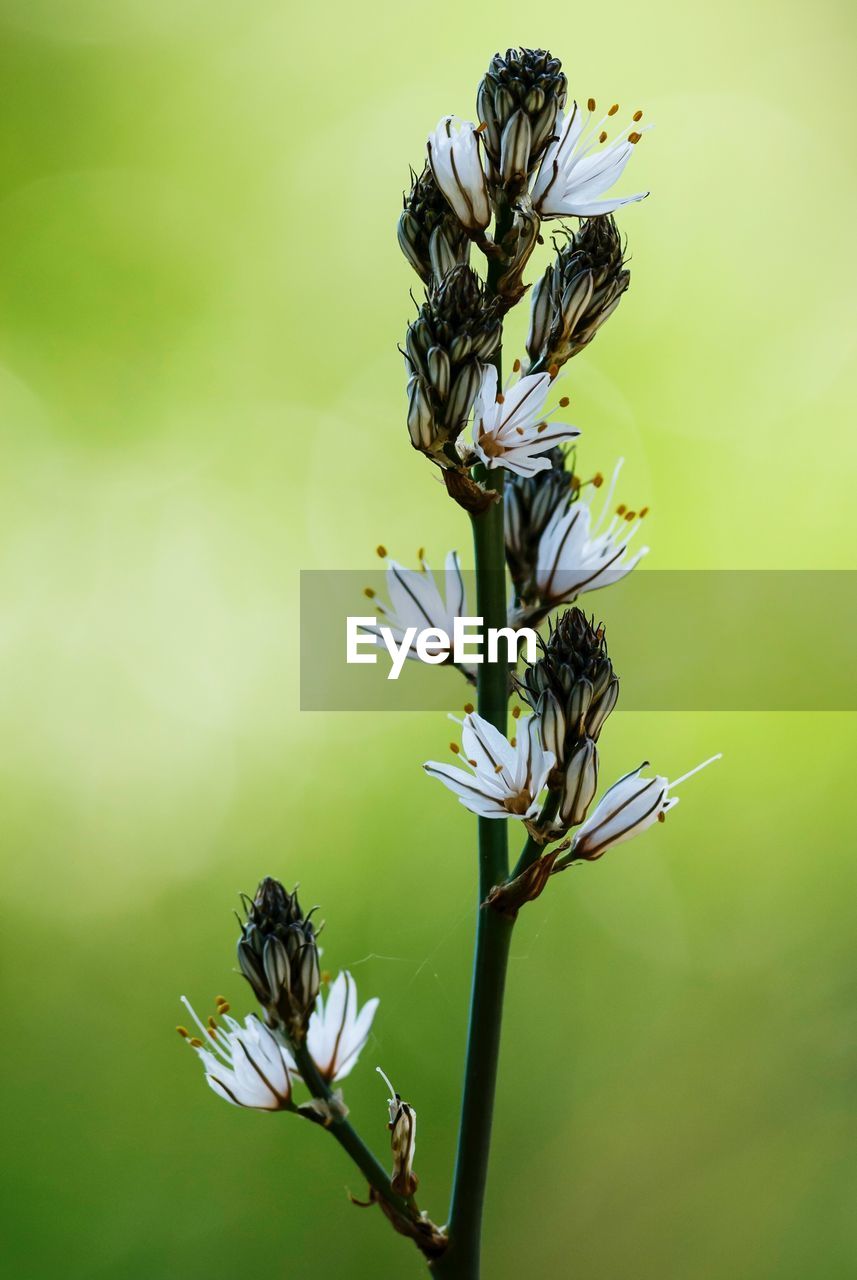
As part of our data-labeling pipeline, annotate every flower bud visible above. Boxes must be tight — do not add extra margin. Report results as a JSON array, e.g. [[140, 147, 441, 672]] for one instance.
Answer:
[[378, 1069, 418, 1197], [403, 266, 501, 461], [237, 877, 321, 1042], [505, 447, 575, 599], [478, 47, 567, 181], [526, 217, 630, 372], [398, 166, 470, 284], [558, 737, 599, 826], [523, 609, 619, 810]]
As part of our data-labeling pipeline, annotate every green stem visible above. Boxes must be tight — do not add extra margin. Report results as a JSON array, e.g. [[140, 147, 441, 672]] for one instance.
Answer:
[[290, 1040, 426, 1240], [433, 199, 519, 1279], [434, 471, 513, 1279]]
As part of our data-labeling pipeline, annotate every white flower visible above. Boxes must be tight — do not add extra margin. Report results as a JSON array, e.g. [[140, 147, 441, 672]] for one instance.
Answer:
[[424, 710, 554, 820], [362, 550, 467, 665], [302, 971, 379, 1083], [533, 458, 649, 606], [572, 754, 721, 860], [427, 117, 492, 231], [467, 364, 580, 478], [178, 998, 294, 1111], [531, 100, 651, 218]]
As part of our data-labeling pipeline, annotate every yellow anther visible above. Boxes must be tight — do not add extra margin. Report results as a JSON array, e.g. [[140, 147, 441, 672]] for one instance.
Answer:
[[363, 587, 376, 598], [628, 131, 642, 145], [376, 545, 387, 558], [516, 426, 525, 435], [548, 363, 559, 379], [587, 97, 596, 112], [464, 702, 474, 714], [639, 506, 649, 518], [450, 742, 460, 753], [207, 1016, 218, 1029], [513, 358, 521, 373], [559, 396, 570, 407], [496, 392, 506, 404], [467, 758, 478, 767], [510, 736, 517, 748], [633, 110, 643, 122], [616, 503, 627, 516], [417, 547, 425, 560], [176, 1026, 189, 1038], [494, 763, 505, 774], [189, 1037, 204, 1048], [512, 705, 521, 719], [657, 810, 666, 823], [592, 472, 604, 487], [608, 103, 619, 116], [321, 969, 331, 985], [599, 131, 607, 144], [570, 474, 581, 492], [216, 1001, 230, 1014], [215, 995, 227, 1005], [624, 510, 636, 521], [537, 422, 548, 433]]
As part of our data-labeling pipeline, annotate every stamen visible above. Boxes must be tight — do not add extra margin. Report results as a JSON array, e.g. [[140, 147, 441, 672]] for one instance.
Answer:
[[548, 364, 559, 379], [633, 110, 643, 121], [670, 754, 723, 789], [464, 702, 474, 714], [516, 426, 525, 435], [608, 103, 619, 116], [512, 358, 521, 373], [657, 811, 666, 823], [450, 742, 460, 753], [628, 132, 642, 144], [591, 472, 604, 488], [616, 504, 627, 516], [216, 1001, 230, 1014], [207, 1016, 218, 1030], [215, 995, 227, 1004], [376, 545, 387, 558], [176, 1026, 189, 1038], [559, 396, 570, 407], [599, 131, 607, 144], [189, 1037, 204, 1048], [376, 1065, 397, 1100], [494, 763, 505, 774], [587, 97, 596, 112], [475, 121, 488, 134], [363, 587, 376, 598], [510, 736, 517, 747], [468, 758, 478, 767], [624, 510, 636, 521], [639, 506, 649, 518], [537, 422, 548, 433], [511, 706, 521, 719], [417, 547, 425, 561]]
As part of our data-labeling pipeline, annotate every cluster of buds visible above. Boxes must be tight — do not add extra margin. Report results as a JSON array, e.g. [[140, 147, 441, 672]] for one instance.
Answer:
[[523, 609, 619, 830], [398, 166, 471, 286], [527, 217, 630, 373], [477, 47, 568, 190], [236, 877, 321, 1042], [505, 447, 575, 598], [405, 265, 501, 464]]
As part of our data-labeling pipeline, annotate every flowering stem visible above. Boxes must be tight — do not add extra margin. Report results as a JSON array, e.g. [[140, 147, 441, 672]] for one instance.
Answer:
[[290, 1039, 443, 1257], [434, 464, 513, 1278]]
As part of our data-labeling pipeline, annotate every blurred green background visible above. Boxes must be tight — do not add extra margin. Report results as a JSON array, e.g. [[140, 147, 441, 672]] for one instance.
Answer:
[[1, 2, 855, 1277]]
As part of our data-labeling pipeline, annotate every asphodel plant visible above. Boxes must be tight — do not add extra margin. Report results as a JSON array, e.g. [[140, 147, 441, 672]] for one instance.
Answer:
[[177, 46, 719, 1279]]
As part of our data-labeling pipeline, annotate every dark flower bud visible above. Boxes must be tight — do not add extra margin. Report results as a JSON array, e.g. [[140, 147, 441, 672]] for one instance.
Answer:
[[403, 266, 501, 462], [478, 47, 567, 184], [527, 217, 630, 372], [398, 166, 471, 285], [505, 446, 575, 600], [523, 609, 619, 787], [237, 877, 321, 1042]]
